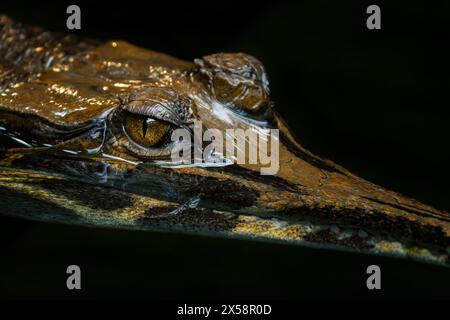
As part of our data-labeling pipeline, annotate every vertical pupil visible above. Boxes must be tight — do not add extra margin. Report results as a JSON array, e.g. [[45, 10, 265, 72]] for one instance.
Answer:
[[142, 117, 156, 137], [142, 118, 148, 137]]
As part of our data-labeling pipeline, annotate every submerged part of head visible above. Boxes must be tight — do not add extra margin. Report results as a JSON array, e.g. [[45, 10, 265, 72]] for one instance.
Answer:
[[0, 16, 448, 265]]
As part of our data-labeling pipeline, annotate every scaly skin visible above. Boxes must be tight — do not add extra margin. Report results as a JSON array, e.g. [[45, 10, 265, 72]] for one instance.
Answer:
[[0, 16, 448, 265]]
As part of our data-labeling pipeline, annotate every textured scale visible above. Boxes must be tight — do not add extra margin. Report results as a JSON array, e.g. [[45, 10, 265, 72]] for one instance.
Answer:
[[0, 16, 448, 266]]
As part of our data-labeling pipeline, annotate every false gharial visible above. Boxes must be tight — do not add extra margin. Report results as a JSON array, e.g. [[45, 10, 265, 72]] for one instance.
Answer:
[[0, 15, 449, 266]]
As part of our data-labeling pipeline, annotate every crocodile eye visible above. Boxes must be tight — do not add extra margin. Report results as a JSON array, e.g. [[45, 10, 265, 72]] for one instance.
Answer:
[[195, 53, 271, 115], [124, 113, 173, 148], [212, 73, 268, 113]]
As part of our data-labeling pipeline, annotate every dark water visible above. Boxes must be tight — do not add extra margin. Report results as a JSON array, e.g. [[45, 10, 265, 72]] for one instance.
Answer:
[[0, 0, 449, 299]]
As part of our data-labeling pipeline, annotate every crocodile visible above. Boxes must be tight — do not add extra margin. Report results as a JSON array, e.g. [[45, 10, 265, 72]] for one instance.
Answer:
[[0, 15, 449, 266]]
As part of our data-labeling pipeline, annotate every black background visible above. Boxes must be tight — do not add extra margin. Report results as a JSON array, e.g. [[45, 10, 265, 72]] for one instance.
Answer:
[[0, 0, 449, 299]]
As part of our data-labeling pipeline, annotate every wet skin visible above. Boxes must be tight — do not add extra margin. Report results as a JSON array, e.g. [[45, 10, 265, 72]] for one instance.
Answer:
[[0, 16, 449, 265]]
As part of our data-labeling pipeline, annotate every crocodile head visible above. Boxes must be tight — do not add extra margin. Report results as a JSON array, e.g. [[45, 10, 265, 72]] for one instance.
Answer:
[[0, 16, 448, 265]]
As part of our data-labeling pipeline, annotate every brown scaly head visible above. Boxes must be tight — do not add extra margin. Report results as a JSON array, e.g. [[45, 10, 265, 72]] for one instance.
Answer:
[[0, 16, 448, 265]]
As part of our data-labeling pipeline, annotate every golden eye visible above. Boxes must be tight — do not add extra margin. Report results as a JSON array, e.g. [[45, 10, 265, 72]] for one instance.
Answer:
[[124, 113, 172, 148]]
